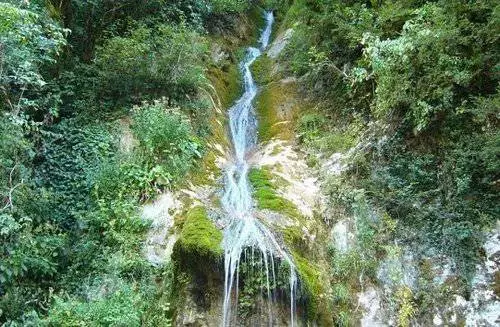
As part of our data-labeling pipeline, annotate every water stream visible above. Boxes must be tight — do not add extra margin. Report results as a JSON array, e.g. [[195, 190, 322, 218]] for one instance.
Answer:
[[221, 11, 297, 327]]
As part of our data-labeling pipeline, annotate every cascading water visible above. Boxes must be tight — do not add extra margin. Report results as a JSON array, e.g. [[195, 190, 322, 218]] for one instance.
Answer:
[[221, 11, 298, 327]]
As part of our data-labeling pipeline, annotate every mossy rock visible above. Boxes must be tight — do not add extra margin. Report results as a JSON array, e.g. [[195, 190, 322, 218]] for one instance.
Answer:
[[248, 167, 332, 323], [173, 206, 223, 268], [171, 207, 223, 314], [248, 167, 301, 219], [283, 226, 308, 254], [208, 63, 242, 109], [189, 58, 240, 186], [250, 54, 274, 85], [254, 81, 301, 142]]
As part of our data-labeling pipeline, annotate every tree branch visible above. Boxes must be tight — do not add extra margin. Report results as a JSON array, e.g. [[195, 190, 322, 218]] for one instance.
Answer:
[[1, 165, 23, 212]]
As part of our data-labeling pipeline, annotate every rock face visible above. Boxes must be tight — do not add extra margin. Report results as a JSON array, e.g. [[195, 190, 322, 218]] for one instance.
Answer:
[[331, 219, 355, 254], [251, 139, 320, 219], [267, 28, 294, 59], [358, 287, 385, 327], [175, 284, 223, 327], [142, 192, 180, 265], [464, 230, 500, 326], [324, 138, 500, 326]]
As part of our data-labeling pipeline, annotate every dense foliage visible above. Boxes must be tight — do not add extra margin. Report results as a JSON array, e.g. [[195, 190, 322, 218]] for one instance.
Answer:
[[1, 0, 497, 324], [281, 0, 499, 279], [0, 0, 256, 324]]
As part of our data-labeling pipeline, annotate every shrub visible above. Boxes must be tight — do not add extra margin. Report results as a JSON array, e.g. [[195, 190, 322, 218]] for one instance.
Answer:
[[131, 102, 202, 183], [209, 0, 250, 13], [95, 24, 207, 104], [45, 280, 145, 327], [0, 2, 67, 120]]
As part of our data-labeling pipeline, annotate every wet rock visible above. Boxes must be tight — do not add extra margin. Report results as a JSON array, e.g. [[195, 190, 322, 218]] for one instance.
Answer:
[[175, 286, 223, 327], [377, 248, 419, 291], [251, 140, 320, 218]]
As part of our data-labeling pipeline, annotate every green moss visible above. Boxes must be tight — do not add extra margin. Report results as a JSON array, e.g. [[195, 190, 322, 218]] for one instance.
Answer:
[[254, 82, 301, 142], [170, 207, 222, 317], [173, 206, 223, 263], [208, 63, 242, 109], [291, 251, 324, 321], [170, 206, 226, 321], [248, 167, 301, 219], [283, 226, 308, 253], [250, 55, 273, 85]]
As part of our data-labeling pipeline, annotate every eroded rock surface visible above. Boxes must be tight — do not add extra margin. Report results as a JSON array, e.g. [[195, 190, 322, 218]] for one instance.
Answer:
[[142, 192, 180, 265]]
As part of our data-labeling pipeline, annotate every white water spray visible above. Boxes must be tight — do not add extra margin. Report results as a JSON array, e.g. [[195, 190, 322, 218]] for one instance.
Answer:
[[221, 11, 298, 327]]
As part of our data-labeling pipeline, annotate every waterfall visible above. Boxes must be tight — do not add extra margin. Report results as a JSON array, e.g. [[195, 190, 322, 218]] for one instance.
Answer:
[[221, 11, 298, 327]]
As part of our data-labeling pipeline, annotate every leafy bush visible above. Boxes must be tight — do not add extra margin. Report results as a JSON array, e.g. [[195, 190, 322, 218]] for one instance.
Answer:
[[95, 24, 207, 104], [209, 0, 250, 13], [0, 2, 67, 121], [46, 280, 145, 326], [332, 284, 350, 305], [362, 4, 472, 132], [37, 119, 116, 223], [131, 102, 202, 183]]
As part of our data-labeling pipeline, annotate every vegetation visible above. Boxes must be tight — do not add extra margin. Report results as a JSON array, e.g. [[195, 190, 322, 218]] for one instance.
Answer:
[[0, 0, 262, 324], [1, 0, 498, 325], [248, 167, 300, 219], [291, 251, 324, 321], [250, 55, 273, 85], [173, 206, 223, 263], [280, 0, 499, 280], [236, 256, 294, 319]]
